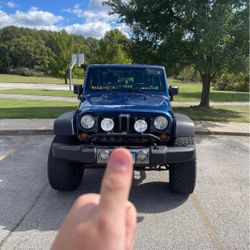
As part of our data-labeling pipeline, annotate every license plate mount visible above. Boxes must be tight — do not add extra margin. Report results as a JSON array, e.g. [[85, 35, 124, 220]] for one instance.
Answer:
[[131, 152, 136, 163]]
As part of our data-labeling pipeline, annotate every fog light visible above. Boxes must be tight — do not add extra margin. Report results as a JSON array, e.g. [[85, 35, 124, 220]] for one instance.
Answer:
[[99, 150, 110, 161], [137, 151, 148, 162]]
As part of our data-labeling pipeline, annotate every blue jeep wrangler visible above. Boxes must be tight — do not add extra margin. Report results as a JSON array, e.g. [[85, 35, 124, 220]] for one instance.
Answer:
[[48, 64, 196, 194]]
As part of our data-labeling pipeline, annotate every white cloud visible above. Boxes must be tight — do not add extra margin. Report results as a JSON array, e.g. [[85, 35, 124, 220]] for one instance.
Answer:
[[30, 7, 39, 11], [63, 4, 84, 18], [0, 10, 11, 26], [0, 1, 128, 38], [65, 21, 111, 38], [0, 8, 64, 28], [13, 8, 64, 26], [7, 1, 16, 8], [61, 0, 125, 38], [63, 1, 111, 22], [88, 0, 107, 12]]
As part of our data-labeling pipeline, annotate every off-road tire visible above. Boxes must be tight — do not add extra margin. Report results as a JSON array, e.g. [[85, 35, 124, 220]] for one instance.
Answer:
[[169, 137, 196, 195], [47, 136, 83, 191]]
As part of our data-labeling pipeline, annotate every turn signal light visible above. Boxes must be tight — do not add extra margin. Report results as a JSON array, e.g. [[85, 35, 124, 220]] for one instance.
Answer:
[[160, 134, 169, 142], [79, 132, 88, 141]]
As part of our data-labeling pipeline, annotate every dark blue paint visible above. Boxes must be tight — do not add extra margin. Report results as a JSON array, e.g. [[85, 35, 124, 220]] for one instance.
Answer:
[[75, 64, 174, 134]]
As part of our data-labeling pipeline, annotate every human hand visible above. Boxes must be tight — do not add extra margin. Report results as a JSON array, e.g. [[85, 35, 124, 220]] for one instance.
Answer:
[[51, 148, 136, 250]]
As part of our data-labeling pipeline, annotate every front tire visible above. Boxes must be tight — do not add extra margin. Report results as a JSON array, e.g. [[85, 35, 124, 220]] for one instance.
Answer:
[[47, 136, 83, 191], [169, 137, 196, 195]]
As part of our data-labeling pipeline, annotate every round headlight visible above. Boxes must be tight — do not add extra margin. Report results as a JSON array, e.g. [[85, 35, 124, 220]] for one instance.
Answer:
[[154, 116, 168, 130], [134, 119, 148, 133], [81, 115, 95, 129], [101, 118, 114, 132]]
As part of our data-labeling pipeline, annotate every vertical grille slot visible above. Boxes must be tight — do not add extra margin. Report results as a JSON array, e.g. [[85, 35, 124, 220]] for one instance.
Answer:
[[126, 116, 130, 132], [117, 115, 131, 132]]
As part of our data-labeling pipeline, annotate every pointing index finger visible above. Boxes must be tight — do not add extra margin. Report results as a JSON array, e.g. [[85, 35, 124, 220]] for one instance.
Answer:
[[99, 148, 133, 213]]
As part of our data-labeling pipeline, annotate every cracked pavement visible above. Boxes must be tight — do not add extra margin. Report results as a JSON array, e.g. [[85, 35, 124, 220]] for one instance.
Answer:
[[0, 135, 249, 250]]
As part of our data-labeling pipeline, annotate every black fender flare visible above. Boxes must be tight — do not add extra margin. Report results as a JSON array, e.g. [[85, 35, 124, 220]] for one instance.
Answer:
[[54, 112, 76, 135], [174, 113, 194, 137]]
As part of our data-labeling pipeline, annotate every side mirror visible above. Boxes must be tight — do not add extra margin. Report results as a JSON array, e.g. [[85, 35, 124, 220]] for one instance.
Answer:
[[169, 85, 179, 101], [73, 85, 83, 100]]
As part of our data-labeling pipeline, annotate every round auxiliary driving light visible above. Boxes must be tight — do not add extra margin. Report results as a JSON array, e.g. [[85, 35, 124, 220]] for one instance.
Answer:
[[99, 150, 110, 161], [81, 115, 95, 129], [134, 119, 148, 133], [101, 118, 114, 132], [137, 151, 148, 162], [154, 116, 168, 130]]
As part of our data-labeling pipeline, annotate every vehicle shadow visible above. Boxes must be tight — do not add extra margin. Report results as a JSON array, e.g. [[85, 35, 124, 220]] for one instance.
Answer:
[[0, 168, 188, 233], [130, 170, 188, 214]]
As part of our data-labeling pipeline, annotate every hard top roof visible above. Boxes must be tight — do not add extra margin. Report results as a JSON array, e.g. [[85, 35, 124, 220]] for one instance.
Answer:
[[87, 64, 165, 69]]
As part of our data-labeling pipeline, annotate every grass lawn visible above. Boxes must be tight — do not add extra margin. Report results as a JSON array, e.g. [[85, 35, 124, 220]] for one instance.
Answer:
[[173, 105, 249, 123], [0, 76, 249, 102], [0, 74, 83, 84], [0, 84, 249, 103], [0, 89, 76, 97], [0, 98, 248, 122], [170, 81, 249, 102], [0, 99, 78, 119]]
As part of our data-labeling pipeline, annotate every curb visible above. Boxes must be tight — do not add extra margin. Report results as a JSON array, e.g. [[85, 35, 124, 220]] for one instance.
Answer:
[[0, 130, 53, 136], [195, 130, 250, 136], [0, 129, 249, 136]]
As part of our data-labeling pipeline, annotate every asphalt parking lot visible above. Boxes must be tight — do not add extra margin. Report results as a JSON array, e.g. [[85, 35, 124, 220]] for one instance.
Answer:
[[0, 135, 249, 250]]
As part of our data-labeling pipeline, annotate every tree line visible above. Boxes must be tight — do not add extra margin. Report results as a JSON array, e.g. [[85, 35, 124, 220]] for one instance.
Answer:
[[0, 26, 131, 83], [0, 0, 248, 108]]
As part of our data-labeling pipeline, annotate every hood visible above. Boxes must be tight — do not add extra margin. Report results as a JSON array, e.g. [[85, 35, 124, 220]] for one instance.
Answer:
[[79, 93, 171, 114]]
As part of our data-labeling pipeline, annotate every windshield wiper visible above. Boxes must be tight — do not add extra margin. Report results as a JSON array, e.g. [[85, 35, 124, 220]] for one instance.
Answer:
[[102, 90, 118, 95], [127, 88, 150, 96], [102, 88, 150, 97]]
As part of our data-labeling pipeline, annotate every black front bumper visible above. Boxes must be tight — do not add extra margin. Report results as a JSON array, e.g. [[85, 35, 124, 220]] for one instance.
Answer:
[[52, 142, 196, 166]]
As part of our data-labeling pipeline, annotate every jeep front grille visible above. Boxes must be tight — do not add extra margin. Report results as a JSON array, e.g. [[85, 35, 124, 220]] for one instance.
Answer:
[[86, 115, 164, 145], [99, 116, 140, 133]]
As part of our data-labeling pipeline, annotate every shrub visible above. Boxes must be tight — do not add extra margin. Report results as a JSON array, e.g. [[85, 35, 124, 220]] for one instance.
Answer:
[[213, 72, 249, 92], [8, 67, 45, 77]]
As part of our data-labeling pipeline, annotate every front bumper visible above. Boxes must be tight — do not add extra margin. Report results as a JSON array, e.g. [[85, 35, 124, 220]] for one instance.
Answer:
[[52, 142, 196, 166]]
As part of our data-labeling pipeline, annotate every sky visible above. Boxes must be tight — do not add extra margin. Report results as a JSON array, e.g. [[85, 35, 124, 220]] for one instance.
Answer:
[[0, 0, 125, 38]]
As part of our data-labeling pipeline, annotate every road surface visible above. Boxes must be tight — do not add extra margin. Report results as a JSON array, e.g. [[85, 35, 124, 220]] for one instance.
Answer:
[[0, 135, 249, 250]]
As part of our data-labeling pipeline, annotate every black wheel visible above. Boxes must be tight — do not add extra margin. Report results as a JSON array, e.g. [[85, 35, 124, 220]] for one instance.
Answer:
[[47, 136, 83, 191], [169, 137, 196, 195]]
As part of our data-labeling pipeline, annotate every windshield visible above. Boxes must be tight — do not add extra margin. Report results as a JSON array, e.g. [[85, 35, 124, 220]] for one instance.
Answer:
[[86, 67, 166, 92]]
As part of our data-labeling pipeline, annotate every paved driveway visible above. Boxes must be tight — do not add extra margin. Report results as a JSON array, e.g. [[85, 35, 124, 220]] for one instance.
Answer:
[[0, 135, 249, 250], [0, 83, 70, 91]]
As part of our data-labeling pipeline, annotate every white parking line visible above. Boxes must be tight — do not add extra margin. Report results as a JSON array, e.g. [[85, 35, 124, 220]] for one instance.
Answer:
[[0, 137, 24, 161]]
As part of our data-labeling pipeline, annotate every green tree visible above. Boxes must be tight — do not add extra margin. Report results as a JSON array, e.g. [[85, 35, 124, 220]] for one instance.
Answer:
[[0, 26, 51, 73], [9, 36, 50, 70], [96, 29, 132, 64], [105, 0, 249, 107], [83, 37, 99, 64], [49, 31, 75, 83]]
